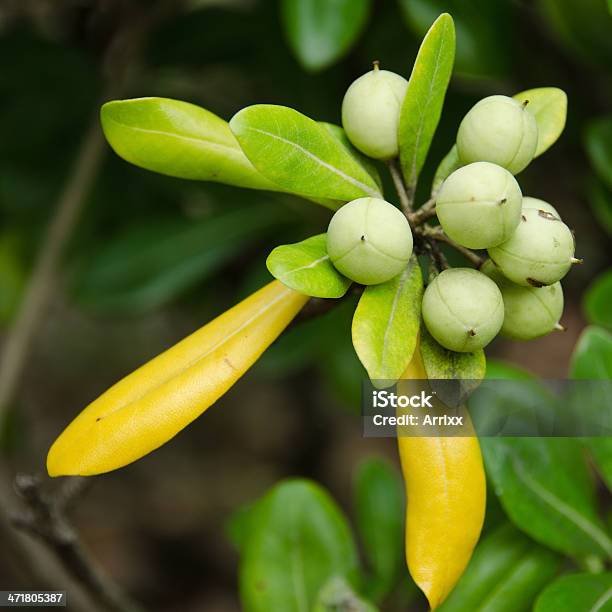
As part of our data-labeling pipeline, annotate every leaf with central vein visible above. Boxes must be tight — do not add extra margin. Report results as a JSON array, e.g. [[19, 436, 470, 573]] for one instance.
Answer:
[[513, 88, 567, 158], [352, 257, 422, 384], [266, 234, 352, 298], [534, 572, 612, 612], [431, 144, 461, 196], [100, 97, 280, 191], [399, 13, 455, 193], [230, 105, 381, 204]]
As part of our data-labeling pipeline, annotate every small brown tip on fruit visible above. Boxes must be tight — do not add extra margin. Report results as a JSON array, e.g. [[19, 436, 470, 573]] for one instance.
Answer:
[[372, 60, 380, 71], [468, 329, 476, 337], [554, 323, 567, 332], [499, 198, 507, 205], [571, 257, 583, 265], [538, 210, 559, 221], [527, 277, 545, 287], [521, 214, 527, 222], [360, 234, 366, 241], [522, 99, 530, 108]]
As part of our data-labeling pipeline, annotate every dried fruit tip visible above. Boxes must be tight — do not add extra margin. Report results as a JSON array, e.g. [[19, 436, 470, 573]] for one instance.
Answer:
[[554, 323, 567, 332]]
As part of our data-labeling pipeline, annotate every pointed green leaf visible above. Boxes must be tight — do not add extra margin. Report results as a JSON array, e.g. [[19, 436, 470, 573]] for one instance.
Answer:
[[584, 269, 612, 330], [230, 105, 381, 204], [481, 437, 612, 559], [513, 88, 567, 157], [239, 479, 359, 612], [353, 458, 404, 602], [352, 257, 422, 384], [438, 523, 560, 612], [266, 234, 351, 298], [314, 577, 378, 612], [281, 0, 372, 72], [535, 572, 612, 612], [586, 438, 612, 491], [570, 326, 612, 380], [399, 13, 455, 193], [100, 98, 280, 191], [431, 144, 461, 196], [585, 116, 612, 189]]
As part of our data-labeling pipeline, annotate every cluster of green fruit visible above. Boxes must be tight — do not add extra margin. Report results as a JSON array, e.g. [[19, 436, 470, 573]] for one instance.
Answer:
[[325, 66, 577, 353]]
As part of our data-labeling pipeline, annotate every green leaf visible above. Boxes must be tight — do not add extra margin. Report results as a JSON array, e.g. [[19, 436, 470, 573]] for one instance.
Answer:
[[100, 98, 280, 191], [481, 437, 612, 559], [266, 234, 352, 298], [588, 178, 612, 236], [513, 88, 568, 157], [239, 479, 359, 612], [584, 269, 612, 330], [586, 438, 612, 491], [485, 359, 535, 380], [438, 523, 560, 612], [353, 458, 404, 601], [72, 203, 285, 314], [313, 577, 378, 612], [225, 501, 259, 553], [399, 0, 513, 80], [320, 123, 383, 192], [420, 328, 485, 381], [352, 257, 423, 384], [570, 326, 612, 380], [535, 572, 612, 612], [230, 105, 381, 204], [399, 13, 455, 193], [585, 116, 612, 190], [431, 144, 461, 196], [280, 0, 372, 72]]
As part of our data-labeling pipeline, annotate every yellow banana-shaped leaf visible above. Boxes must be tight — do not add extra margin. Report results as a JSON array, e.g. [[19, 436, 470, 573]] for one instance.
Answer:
[[47, 281, 309, 477], [397, 343, 486, 610]]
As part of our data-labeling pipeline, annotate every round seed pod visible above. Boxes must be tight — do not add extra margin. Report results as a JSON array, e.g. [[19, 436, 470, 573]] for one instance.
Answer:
[[327, 197, 413, 285], [522, 196, 560, 219], [436, 162, 522, 249], [488, 208, 576, 287], [422, 268, 504, 352], [481, 259, 564, 340], [341, 66, 408, 160], [457, 95, 538, 175]]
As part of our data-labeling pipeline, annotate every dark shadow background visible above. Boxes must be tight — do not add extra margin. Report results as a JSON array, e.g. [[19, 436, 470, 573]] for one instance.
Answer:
[[0, 0, 610, 610]]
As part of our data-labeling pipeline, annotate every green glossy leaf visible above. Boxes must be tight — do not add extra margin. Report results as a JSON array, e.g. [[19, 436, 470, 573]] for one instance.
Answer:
[[439, 523, 560, 612], [239, 479, 359, 612], [420, 328, 485, 380], [513, 88, 568, 157], [482, 437, 612, 559], [586, 116, 612, 190], [570, 326, 612, 380], [584, 269, 612, 330], [586, 438, 612, 491], [100, 98, 280, 191], [314, 577, 378, 612], [399, 0, 513, 79], [353, 458, 404, 601], [72, 203, 285, 314], [535, 572, 612, 612], [431, 144, 461, 196], [230, 105, 381, 204], [266, 234, 351, 298], [588, 179, 612, 236], [485, 359, 535, 380], [352, 257, 423, 384], [320, 123, 383, 192], [281, 0, 371, 71], [399, 13, 455, 193]]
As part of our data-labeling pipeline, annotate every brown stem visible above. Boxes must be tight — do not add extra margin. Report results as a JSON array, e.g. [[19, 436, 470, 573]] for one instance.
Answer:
[[12, 475, 142, 612], [409, 198, 437, 225], [423, 227, 485, 268], [387, 160, 413, 215]]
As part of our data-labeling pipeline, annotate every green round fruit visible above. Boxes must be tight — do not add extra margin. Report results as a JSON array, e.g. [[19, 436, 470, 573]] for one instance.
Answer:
[[422, 268, 504, 352], [326, 197, 413, 285], [341, 66, 408, 160], [436, 162, 522, 249], [488, 208, 576, 287], [457, 95, 538, 175], [522, 196, 560, 219], [481, 259, 564, 340]]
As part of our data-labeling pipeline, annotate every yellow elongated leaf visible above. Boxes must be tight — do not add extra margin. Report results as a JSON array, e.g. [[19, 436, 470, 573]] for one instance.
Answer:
[[47, 281, 309, 476]]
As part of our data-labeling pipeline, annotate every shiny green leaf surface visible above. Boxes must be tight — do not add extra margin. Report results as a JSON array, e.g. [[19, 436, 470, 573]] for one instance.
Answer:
[[535, 572, 612, 612]]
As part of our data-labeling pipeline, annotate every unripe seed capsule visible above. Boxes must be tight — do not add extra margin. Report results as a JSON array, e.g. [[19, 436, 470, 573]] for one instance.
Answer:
[[488, 208, 576, 287], [436, 162, 522, 249], [422, 268, 504, 352], [522, 196, 560, 219], [327, 197, 413, 285], [481, 259, 564, 340], [341, 64, 408, 160], [457, 95, 538, 175]]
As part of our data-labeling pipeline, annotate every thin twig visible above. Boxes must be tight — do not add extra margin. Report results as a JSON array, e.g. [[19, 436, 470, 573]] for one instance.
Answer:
[[422, 226, 485, 268], [387, 160, 413, 215], [409, 198, 437, 225], [12, 475, 143, 612]]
